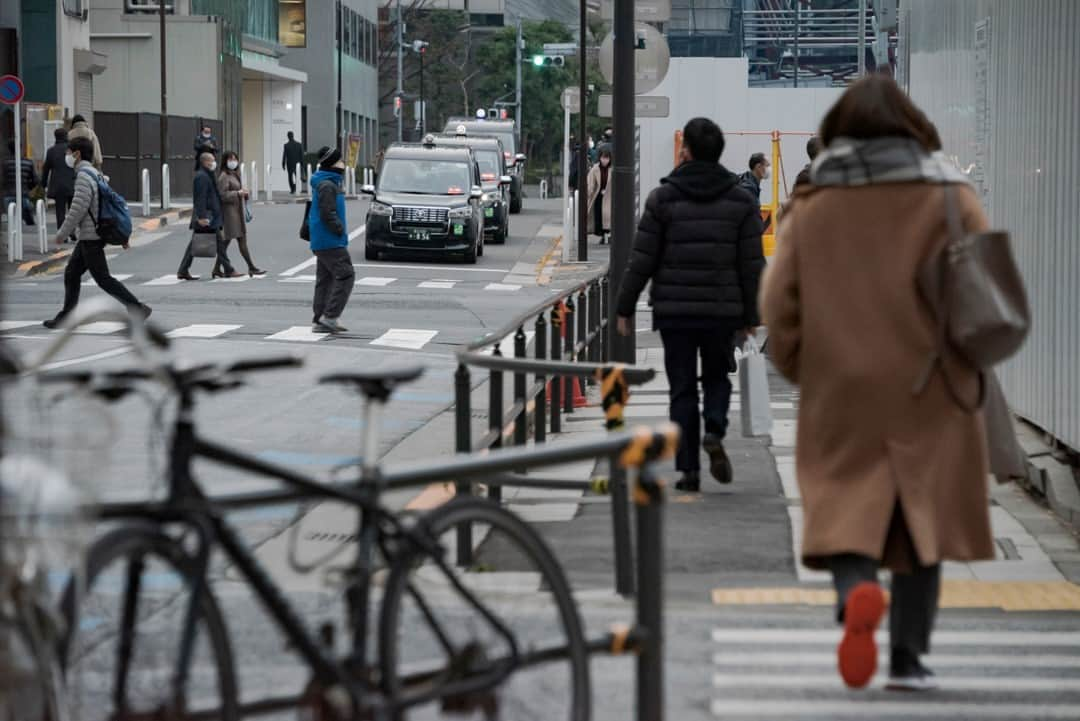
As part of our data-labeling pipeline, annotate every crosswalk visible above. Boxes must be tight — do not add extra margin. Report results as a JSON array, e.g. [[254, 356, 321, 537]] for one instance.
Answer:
[[50, 273, 525, 292], [710, 625, 1080, 719]]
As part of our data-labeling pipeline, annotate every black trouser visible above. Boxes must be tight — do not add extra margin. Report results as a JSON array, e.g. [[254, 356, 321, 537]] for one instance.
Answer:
[[827, 507, 942, 661], [660, 326, 737, 472], [178, 232, 235, 276], [592, 191, 605, 236], [54, 195, 75, 241], [58, 239, 141, 315], [312, 247, 355, 321], [287, 169, 297, 194]]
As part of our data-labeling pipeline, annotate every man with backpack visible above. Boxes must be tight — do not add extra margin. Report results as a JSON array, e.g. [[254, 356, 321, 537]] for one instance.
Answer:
[[43, 137, 150, 329]]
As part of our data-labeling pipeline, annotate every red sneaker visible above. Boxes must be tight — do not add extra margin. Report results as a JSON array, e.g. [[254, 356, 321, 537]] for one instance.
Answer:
[[837, 581, 886, 689]]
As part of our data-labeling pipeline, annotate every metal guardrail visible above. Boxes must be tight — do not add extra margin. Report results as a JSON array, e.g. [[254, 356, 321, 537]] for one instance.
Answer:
[[454, 266, 656, 596]]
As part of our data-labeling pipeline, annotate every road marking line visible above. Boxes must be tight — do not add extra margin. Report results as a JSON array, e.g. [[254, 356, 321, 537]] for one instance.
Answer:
[[0, 320, 41, 331], [371, 328, 438, 350], [353, 263, 508, 274], [265, 326, 328, 342], [143, 275, 186, 286], [210, 275, 251, 283], [279, 256, 317, 277], [484, 282, 522, 291], [712, 672, 1080, 692], [68, 321, 126, 335], [348, 224, 367, 240], [38, 346, 135, 371], [355, 276, 396, 287], [167, 324, 243, 339], [279, 274, 316, 283], [83, 274, 133, 286], [711, 628, 1080, 645], [710, 701, 1080, 718], [712, 651, 1080, 668], [418, 280, 456, 289]]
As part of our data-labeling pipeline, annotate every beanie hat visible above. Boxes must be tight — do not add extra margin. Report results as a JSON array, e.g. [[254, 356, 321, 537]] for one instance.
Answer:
[[318, 146, 342, 170]]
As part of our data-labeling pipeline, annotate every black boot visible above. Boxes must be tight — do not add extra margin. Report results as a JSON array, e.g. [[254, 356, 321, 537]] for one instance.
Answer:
[[674, 470, 701, 492], [703, 434, 733, 485]]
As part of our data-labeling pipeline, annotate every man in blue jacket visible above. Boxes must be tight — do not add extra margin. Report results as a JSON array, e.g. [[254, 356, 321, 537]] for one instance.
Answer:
[[307, 146, 355, 333], [177, 152, 240, 280]]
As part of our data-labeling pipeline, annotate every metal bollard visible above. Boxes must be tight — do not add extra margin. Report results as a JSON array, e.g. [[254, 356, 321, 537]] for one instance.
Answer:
[[550, 307, 562, 434], [577, 288, 588, 376], [141, 168, 151, 217], [453, 363, 474, 567], [513, 327, 528, 449], [539, 179, 548, 199], [162, 164, 171, 211], [250, 161, 259, 201], [563, 296, 575, 414], [488, 344, 504, 504], [240, 163, 246, 191], [306, 164, 313, 194], [295, 163, 303, 195], [534, 313, 547, 444], [266, 164, 272, 200], [36, 200, 46, 253], [6, 203, 18, 263]]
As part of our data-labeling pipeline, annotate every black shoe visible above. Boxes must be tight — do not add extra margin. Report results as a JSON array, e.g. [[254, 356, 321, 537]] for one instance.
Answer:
[[43, 315, 66, 330], [886, 648, 938, 691], [674, 471, 700, 492], [703, 434, 733, 484], [138, 304, 152, 320]]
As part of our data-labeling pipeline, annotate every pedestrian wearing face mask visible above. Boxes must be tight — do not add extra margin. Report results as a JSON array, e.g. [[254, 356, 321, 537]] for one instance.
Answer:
[[177, 152, 242, 280], [738, 152, 770, 205], [586, 148, 613, 244], [306, 146, 355, 334], [194, 125, 219, 170], [217, 151, 265, 277], [42, 137, 151, 328]]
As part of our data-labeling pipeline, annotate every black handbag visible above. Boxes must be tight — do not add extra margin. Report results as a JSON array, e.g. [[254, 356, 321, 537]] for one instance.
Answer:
[[299, 200, 311, 242], [189, 230, 218, 258]]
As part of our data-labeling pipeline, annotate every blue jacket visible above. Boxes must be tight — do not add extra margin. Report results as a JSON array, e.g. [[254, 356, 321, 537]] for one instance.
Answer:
[[190, 167, 223, 232], [308, 169, 348, 251]]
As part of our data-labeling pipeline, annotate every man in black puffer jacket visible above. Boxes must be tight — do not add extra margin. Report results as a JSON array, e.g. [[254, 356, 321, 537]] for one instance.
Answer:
[[616, 117, 765, 492]]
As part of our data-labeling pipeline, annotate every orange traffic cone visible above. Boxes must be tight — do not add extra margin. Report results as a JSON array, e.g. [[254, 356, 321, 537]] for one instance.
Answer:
[[572, 377, 588, 408]]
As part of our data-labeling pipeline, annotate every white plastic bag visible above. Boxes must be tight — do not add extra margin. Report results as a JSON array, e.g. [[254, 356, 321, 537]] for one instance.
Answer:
[[739, 336, 773, 438]]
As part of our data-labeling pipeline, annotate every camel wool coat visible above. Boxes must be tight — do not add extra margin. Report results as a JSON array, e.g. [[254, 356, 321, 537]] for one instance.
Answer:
[[586, 164, 613, 231], [760, 181, 994, 571], [217, 170, 247, 241]]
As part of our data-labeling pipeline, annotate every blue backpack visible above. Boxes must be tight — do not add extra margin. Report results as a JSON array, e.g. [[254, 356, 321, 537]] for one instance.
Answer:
[[79, 168, 132, 245]]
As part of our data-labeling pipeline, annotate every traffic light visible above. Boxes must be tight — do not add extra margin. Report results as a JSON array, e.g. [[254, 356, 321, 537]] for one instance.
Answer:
[[393, 96, 402, 118], [532, 54, 565, 68]]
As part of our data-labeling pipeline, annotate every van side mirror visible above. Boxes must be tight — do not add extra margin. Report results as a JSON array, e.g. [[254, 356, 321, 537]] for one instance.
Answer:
[[469, 186, 484, 200]]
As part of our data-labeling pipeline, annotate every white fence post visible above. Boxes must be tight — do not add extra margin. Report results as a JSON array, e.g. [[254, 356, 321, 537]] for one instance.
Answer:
[[36, 199, 46, 253], [249, 161, 258, 201], [265, 164, 272, 200], [162, 164, 171, 211], [141, 168, 151, 217], [306, 164, 313, 195], [539, 179, 548, 199], [7, 202, 17, 263]]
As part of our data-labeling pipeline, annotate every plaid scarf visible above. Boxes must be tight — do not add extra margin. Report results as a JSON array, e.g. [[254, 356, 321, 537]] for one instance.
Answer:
[[810, 136, 973, 188]]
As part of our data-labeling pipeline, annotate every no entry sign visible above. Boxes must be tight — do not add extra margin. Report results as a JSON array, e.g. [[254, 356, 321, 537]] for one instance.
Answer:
[[0, 75, 25, 105]]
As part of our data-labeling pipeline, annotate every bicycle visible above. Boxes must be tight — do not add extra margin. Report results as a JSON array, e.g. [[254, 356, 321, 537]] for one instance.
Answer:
[[46, 335, 674, 720]]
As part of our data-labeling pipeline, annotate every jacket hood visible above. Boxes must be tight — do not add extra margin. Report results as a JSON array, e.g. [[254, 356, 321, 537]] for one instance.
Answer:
[[311, 168, 343, 185], [661, 161, 739, 200]]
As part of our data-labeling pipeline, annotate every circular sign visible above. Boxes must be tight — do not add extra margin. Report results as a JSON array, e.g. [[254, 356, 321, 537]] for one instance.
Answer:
[[0, 75, 25, 105], [599, 23, 670, 95]]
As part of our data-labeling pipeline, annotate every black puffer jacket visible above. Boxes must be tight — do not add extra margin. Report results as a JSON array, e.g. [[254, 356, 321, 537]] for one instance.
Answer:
[[616, 161, 765, 329]]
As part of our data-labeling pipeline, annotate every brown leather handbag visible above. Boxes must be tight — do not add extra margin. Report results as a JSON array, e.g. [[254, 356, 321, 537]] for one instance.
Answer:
[[914, 184, 1030, 411]]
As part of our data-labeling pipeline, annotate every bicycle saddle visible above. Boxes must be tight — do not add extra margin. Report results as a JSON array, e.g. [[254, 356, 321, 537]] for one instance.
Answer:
[[319, 364, 425, 402]]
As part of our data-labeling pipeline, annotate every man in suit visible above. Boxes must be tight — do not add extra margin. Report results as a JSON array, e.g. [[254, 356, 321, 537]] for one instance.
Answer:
[[283, 131, 305, 194], [41, 128, 77, 243], [176, 152, 240, 280]]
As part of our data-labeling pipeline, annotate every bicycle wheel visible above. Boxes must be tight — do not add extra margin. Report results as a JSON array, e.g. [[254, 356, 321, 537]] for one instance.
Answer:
[[0, 606, 64, 721], [58, 524, 239, 721], [378, 496, 590, 721]]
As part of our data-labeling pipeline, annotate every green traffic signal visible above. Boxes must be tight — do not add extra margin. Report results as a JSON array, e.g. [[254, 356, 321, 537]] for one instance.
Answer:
[[532, 55, 545, 67]]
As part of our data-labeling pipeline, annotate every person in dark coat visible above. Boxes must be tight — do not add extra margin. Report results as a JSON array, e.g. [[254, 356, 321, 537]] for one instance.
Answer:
[[306, 146, 355, 334], [2, 140, 39, 225], [194, 125, 219, 171], [793, 135, 822, 190], [615, 117, 765, 492], [177, 152, 240, 280], [737, 152, 769, 205], [282, 131, 305, 194], [42, 128, 77, 242]]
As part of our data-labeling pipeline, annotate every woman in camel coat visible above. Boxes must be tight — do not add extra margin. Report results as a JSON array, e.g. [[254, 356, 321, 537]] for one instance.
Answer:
[[760, 75, 995, 693], [586, 148, 612, 243], [217, 151, 265, 277]]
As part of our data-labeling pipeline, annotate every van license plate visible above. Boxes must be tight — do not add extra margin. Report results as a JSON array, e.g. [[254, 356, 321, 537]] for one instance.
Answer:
[[408, 230, 430, 241]]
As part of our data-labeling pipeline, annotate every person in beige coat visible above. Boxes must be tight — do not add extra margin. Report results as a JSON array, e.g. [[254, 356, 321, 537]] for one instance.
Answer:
[[760, 76, 995, 694], [586, 148, 612, 243], [216, 151, 265, 277], [67, 115, 104, 171]]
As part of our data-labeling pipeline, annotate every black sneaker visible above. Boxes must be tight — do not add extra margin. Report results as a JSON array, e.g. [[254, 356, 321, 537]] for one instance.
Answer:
[[702, 434, 732, 485], [43, 315, 66, 330], [674, 471, 700, 492], [886, 648, 938, 691]]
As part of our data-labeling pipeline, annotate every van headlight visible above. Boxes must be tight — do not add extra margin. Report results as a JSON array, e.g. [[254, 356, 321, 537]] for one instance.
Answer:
[[369, 201, 392, 216], [449, 206, 473, 220]]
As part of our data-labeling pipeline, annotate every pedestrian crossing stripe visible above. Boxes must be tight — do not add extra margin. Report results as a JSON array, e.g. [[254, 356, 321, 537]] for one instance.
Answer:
[[712, 651, 1080, 668], [264, 326, 328, 343], [418, 280, 456, 289], [355, 276, 395, 286], [711, 580, 1080, 611], [72, 321, 127, 335], [0, 320, 39, 331], [143, 275, 186, 286], [167, 324, 242, 339], [83, 274, 133, 286], [484, 282, 522, 291], [711, 628, 1080, 645], [709, 701, 1080, 718], [371, 328, 438, 350], [712, 673, 1080, 692]]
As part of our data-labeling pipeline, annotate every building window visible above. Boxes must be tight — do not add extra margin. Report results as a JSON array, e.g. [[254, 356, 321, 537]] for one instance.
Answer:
[[279, 0, 306, 48]]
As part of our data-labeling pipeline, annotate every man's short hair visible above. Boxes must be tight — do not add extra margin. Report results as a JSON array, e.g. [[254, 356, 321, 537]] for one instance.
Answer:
[[749, 152, 768, 170], [287, 131, 295, 140], [199, 152, 215, 165], [806, 136, 822, 160], [54, 127, 69, 142], [68, 137, 95, 163], [71, 114, 86, 124], [682, 117, 725, 163], [202, 125, 212, 132]]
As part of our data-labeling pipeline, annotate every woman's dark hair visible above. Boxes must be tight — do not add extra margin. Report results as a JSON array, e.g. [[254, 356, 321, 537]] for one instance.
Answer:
[[68, 137, 95, 163], [598, 148, 612, 160], [819, 74, 941, 151], [71, 114, 86, 124], [222, 150, 239, 172]]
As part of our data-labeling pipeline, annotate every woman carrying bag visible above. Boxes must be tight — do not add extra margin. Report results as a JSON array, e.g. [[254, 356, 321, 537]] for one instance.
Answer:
[[217, 151, 266, 277], [586, 148, 612, 244]]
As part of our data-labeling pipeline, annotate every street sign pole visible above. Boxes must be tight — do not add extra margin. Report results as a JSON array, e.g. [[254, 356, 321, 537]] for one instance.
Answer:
[[13, 99, 21, 259], [611, 0, 636, 364], [577, 0, 589, 263]]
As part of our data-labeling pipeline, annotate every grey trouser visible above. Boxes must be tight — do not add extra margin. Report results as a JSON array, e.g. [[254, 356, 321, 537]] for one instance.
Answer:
[[312, 247, 355, 321]]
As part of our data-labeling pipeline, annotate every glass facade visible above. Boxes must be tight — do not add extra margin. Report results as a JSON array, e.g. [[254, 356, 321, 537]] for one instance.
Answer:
[[335, 2, 378, 67], [246, 0, 280, 45], [668, 0, 742, 58]]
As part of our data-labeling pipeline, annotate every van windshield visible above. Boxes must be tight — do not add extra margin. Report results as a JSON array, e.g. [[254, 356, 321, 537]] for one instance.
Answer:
[[378, 159, 473, 196]]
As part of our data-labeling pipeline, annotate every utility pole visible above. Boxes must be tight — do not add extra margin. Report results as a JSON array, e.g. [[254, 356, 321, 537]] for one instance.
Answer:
[[396, 0, 404, 142], [159, 0, 168, 210], [515, 19, 523, 148], [576, 0, 588, 262], [611, 0, 635, 363], [337, 0, 344, 150], [419, 47, 425, 135], [857, 0, 867, 78]]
